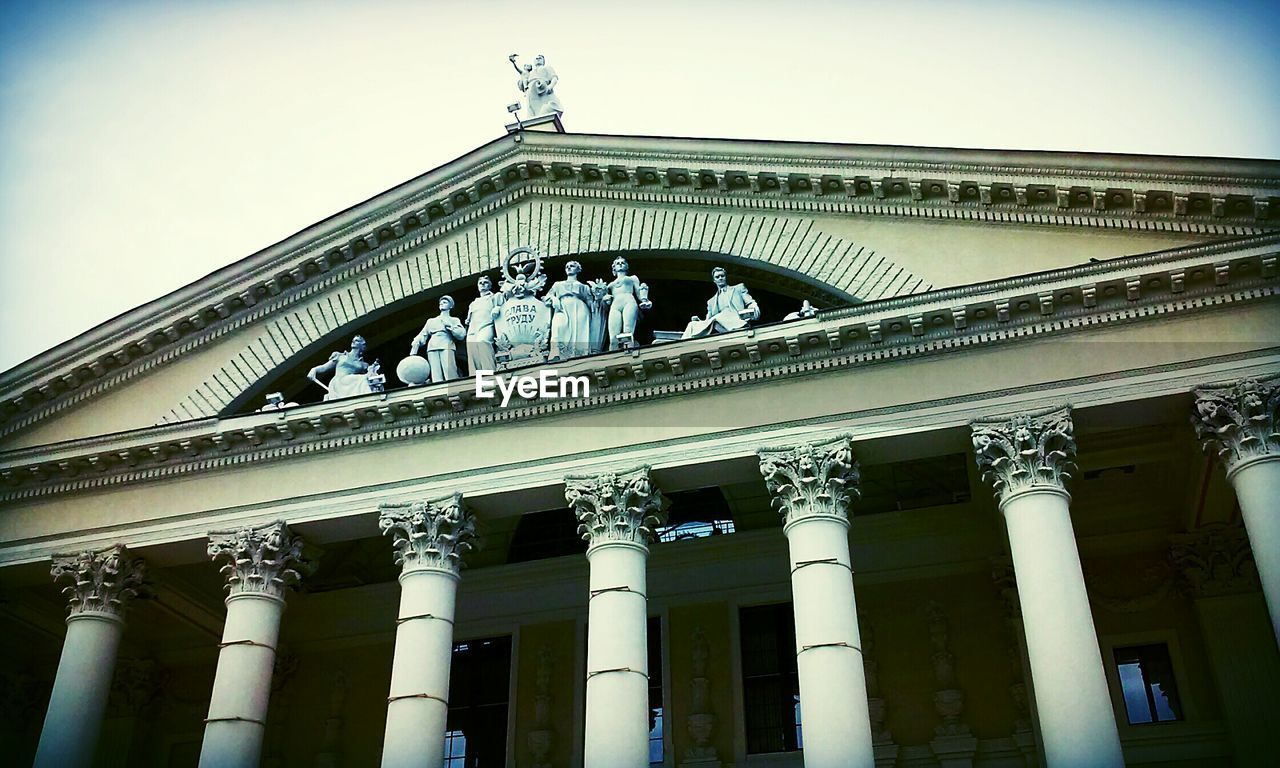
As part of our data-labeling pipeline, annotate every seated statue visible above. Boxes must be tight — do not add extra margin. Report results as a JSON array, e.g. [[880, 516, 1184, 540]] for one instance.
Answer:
[[411, 296, 467, 382], [308, 335, 381, 401], [682, 267, 760, 338]]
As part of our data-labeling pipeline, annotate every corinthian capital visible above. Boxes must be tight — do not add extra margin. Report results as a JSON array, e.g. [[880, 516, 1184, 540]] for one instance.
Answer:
[[1192, 377, 1280, 474], [50, 544, 146, 618], [971, 407, 1075, 502], [1170, 523, 1259, 598], [758, 435, 859, 525], [378, 493, 478, 574], [207, 521, 310, 599], [565, 466, 667, 548]]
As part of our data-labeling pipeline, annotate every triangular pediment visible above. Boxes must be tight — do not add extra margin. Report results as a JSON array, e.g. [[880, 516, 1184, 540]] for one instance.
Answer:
[[3, 132, 1278, 449]]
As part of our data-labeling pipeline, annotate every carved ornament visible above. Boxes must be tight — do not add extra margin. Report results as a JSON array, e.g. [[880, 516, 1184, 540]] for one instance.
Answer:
[[50, 544, 146, 618], [758, 435, 859, 525], [564, 466, 666, 548], [971, 407, 1076, 502], [1192, 376, 1280, 474], [1170, 523, 1259, 598], [378, 493, 478, 574], [207, 520, 309, 598]]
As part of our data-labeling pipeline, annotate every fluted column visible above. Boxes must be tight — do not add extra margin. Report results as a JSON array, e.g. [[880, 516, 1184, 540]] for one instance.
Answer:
[[378, 494, 478, 768], [971, 408, 1123, 768], [566, 466, 667, 768], [759, 436, 874, 768], [199, 521, 310, 768], [35, 545, 146, 768], [1192, 376, 1280, 643]]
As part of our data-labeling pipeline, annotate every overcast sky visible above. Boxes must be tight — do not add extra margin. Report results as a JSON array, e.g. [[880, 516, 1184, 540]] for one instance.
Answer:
[[1, 0, 1277, 374]]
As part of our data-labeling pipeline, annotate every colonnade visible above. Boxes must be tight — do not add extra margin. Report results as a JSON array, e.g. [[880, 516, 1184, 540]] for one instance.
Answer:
[[29, 376, 1280, 767]]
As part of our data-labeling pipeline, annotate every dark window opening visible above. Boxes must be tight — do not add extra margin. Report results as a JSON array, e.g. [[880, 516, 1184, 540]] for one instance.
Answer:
[[506, 508, 588, 564], [857, 453, 971, 515], [446, 635, 512, 767], [656, 487, 735, 543], [648, 617, 664, 765], [1113, 643, 1182, 725], [740, 603, 802, 753]]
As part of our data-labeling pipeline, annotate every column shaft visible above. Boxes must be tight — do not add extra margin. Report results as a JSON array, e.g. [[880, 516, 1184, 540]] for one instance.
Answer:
[[382, 568, 459, 768], [199, 593, 285, 768], [1230, 458, 1280, 641], [1003, 488, 1123, 767], [584, 541, 651, 768], [785, 515, 874, 768], [33, 614, 124, 768]]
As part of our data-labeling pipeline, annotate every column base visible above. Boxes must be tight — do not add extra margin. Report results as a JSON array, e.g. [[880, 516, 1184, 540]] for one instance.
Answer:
[[874, 742, 900, 768], [930, 731, 978, 768]]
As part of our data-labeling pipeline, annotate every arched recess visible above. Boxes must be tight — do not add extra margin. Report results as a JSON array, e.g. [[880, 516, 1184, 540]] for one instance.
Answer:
[[166, 199, 931, 422]]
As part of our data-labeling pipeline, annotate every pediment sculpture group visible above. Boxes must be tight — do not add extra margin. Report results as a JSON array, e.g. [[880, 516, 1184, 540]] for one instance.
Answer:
[[306, 247, 820, 401]]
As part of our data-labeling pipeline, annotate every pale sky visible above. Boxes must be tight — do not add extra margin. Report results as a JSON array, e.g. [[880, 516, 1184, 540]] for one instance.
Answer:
[[2, 0, 1277, 374]]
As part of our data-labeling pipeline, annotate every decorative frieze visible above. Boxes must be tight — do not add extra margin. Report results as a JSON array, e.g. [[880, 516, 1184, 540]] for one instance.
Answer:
[[1170, 523, 1260, 598], [207, 520, 310, 598], [1191, 376, 1280, 474], [971, 407, 1076, 502], [378, 493, 478, 574], [50, 544, 146, 618], [758, 435, 860, 525], [564, 466, 666, 547]]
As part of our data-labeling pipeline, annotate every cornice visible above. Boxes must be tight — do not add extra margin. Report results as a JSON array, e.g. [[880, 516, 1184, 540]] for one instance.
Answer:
[[2, 235, 1276, 502], [3, 132, 1277, 436]]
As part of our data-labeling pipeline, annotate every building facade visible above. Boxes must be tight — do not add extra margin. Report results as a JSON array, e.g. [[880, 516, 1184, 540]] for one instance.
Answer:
[[1, 129, 1278, 767]]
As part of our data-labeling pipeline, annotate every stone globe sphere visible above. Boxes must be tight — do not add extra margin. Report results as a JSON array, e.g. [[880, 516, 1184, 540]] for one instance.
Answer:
[[396, 355, 431, 386]]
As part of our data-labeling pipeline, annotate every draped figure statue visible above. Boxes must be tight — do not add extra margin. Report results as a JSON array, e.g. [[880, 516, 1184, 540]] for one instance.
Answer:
[[308, 335, 380, 400], [544, 261, 599, 360], [465, 275, 500, 374]]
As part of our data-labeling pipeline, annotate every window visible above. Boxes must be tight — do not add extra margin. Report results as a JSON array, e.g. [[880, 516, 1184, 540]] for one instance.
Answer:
[[1113, 643, 1182, 725], [507, 508, 587, 564], [649, 616, 665, 766], [739, 603, 802, 753], [656, 487, 736, 543], [445, 635, 512, 767]]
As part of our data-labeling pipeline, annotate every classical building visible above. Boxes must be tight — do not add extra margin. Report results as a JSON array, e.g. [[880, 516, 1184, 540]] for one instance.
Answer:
[[1, 124, 1278, 768]]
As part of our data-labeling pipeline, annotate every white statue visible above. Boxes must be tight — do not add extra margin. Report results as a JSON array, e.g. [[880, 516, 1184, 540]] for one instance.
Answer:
[[784, 300, 818, 321], [509, 53, 563, 117], [682, 266, 760, 338], [604, 256, 651, 350], [465, 275, 500, 374], [410, 296, 467, 382], [544, 261, 602, 360], [307, 335, 381, 400]]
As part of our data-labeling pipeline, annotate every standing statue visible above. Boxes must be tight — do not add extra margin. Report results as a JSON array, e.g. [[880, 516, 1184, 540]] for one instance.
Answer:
[[544, 261, 602, 360], [509, 53, 564, 117], [465, 275, 501, 374], [586, 278, 609, 354], [682, 266, 761, 338], [410, 296, 467, 383], [307, 335, 381, 401], [604, 256, 652, 350]]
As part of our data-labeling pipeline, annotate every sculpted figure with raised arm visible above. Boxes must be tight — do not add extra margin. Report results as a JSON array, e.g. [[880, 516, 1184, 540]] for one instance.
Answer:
[[508, 53, 563, 117]]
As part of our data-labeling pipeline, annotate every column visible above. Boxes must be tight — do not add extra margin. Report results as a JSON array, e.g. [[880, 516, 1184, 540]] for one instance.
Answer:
[[35, 545, 146, 768], [378, 493, 478, 768], [759, 436, 874, 768], [199, 521, 310, 768], [1171, 524, 1280, 764], [1192, 376, 1280, 643], [971, 407, 1124, 767], [565, 466, 667, 768]]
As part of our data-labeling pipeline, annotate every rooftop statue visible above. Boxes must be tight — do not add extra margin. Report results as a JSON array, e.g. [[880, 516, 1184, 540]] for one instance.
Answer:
[[495, 246, 553, 368], [509, 53, 563, 118], [465, 275, 500, 374], [409, 296, 467, 383], [604, 256, 652, 350], [544, 260, 605, 360], [784, 300, 818, 321], [308, 335, 381, 400], [682, 267, 760, 338]]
